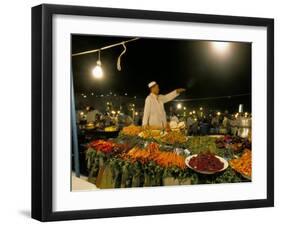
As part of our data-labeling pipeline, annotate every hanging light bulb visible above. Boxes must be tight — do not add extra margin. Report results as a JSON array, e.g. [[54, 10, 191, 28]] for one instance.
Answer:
[[92, 50, 103, 79]]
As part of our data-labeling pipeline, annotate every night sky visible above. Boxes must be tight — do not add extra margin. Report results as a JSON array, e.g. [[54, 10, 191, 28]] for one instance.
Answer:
[[72, 35, 251, 112]]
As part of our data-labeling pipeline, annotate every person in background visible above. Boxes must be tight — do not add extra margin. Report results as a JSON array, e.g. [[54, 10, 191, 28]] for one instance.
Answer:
[[211, 113, 219, 134], [76, 109, 83, 124], [125, 115, 133, 126], [222, 115, 231, 134], [230, 115, 238, 136], [104, 112, 113, 127], [86, 106, 96, 124], [170, 112, 179, 123], [137, 111, 143, 126], [186, 115, 194, 135], [199, 118, 210, 135], [142, 81, 186, 129], [94, 113, 104, 129], [190, 117, 198, 135]]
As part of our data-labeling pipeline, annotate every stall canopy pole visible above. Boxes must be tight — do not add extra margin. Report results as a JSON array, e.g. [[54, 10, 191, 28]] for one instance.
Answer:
[[71, 69, 80, 177]]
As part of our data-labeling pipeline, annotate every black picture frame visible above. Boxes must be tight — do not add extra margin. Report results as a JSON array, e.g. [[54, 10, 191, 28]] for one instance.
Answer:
[[32, 4, 274, 222]]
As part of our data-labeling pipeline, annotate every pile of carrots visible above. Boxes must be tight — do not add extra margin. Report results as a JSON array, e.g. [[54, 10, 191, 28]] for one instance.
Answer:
[[229, 149, 252, 178], [122, 142, 186, 170], [153, 151, 186, 170]]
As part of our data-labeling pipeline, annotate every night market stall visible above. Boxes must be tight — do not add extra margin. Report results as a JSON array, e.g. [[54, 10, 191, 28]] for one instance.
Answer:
[[31, 4, 274, 221], [70, 36, 253, 189], [84, 125, 252, 189]]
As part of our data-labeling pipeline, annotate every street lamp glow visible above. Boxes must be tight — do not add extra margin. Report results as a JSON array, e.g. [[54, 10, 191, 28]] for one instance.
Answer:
[[177, 103, 182, 109], [92, 60, 103, 79], [211, 41, 230, 55]]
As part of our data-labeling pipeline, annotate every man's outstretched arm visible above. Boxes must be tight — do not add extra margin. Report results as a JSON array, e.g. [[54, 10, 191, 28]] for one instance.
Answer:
[[159, 88, 186, 103]]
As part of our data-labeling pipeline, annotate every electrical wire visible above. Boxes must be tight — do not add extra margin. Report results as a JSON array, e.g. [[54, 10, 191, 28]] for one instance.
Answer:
[[173, 93, 251, 102], [72, 37, 140, 57]]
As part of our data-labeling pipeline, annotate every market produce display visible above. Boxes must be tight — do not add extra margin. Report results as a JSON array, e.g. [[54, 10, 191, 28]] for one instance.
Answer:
[[186, 152, 227, 174], [120, 125, 142, 136], [215, 135, 251, 152], [138, 129, 163, 139], [104, 126, 118, 132], [122, 143, 186, 170], [121, 126, 186, 145], [85, 126, 252, 189], [86, 142, 190, 189], [169, 121, 186, 130], [160, 131, 187, 145], [88, 140, 123, 154], [229, 149, 252, 179], [85, 122, 94, 129]]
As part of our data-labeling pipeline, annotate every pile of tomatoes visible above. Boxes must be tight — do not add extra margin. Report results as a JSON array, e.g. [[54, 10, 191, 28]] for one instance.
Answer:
[[88, 140, 116, 153]]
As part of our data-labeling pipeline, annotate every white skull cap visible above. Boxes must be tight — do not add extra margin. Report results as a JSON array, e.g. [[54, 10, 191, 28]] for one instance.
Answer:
[[148, 81, 157, 88]]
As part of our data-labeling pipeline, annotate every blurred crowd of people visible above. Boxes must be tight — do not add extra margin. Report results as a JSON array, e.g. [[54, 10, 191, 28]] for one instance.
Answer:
[[168, 111, 251, 136], [77, 106, 251, 136], [77, 106, 140, 130]]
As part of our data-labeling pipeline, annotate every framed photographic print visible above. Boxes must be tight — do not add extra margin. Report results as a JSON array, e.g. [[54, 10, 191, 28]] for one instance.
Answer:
[[32, 4, 274, 221]]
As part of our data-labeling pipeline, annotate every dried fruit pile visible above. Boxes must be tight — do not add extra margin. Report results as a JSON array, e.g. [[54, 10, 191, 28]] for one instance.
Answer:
[[189, 152, 224, 172]]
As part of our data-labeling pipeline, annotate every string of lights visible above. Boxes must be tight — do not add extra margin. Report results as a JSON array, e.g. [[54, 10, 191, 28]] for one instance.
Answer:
[[79, 92, 250, 101]]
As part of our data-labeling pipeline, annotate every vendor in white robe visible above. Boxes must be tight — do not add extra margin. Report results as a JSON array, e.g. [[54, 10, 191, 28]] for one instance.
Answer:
[[142, 81, 186, 129]]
